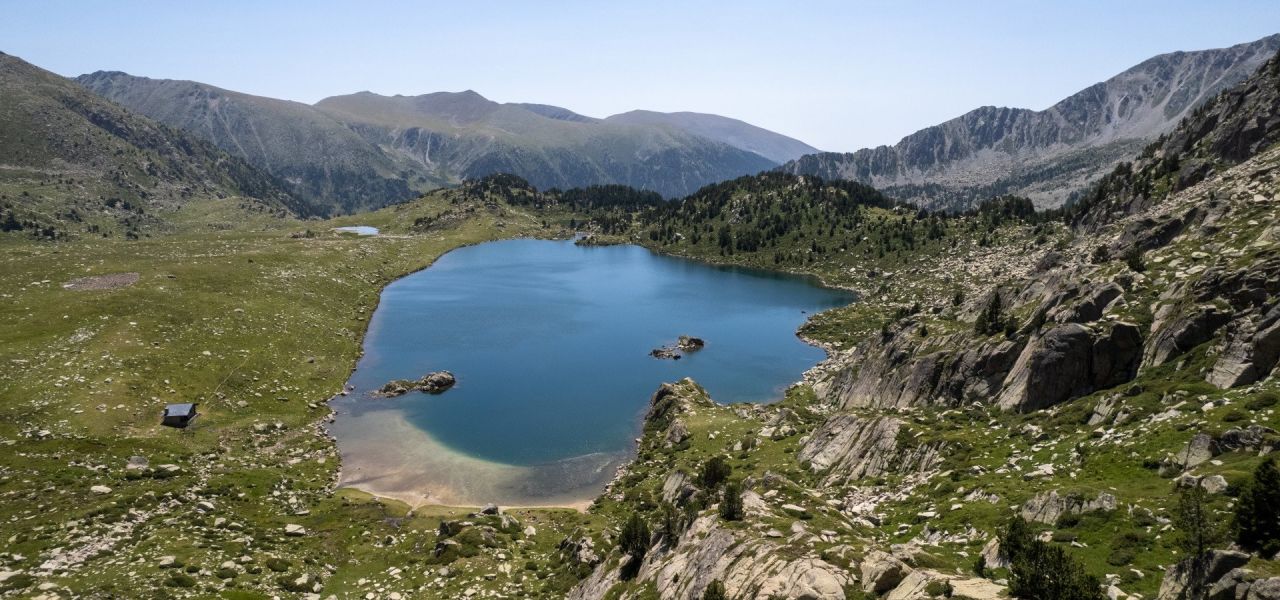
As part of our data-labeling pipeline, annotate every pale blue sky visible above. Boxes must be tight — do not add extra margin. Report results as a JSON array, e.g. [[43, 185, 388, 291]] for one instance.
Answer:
[[3, 1, 1278, 152]]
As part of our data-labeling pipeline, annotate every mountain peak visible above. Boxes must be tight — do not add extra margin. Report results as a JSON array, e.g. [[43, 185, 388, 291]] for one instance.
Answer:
[[781, 32, 1280, 210]]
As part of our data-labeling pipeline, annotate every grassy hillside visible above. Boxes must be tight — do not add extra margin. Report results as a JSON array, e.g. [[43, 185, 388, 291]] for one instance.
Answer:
[[0, 53, 305, 240], [77, 72, 437, 215]]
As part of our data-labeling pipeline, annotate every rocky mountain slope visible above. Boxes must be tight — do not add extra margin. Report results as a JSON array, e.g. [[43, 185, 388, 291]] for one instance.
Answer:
[[0, 53, 304, 238], [313, 90, 778, 199], [605, 110, 820, 163], [780, 33, 1280, 211], [553, 48, 1280, 600], [76, 71, 429, 214], [75, 70, 816, 209]]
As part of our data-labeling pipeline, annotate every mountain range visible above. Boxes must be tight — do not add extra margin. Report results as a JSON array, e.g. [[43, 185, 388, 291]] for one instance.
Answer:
[[75, 73, 818, 214], [780, 33, 1280, 210], [0, 52, 303, 237]]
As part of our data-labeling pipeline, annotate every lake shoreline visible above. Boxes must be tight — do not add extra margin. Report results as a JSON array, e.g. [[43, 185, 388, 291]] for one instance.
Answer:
[[328, 236, 856, 511]]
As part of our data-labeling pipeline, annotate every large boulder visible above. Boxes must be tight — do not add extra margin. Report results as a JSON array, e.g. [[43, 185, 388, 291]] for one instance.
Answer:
[[1208, 304, 1280, 389], [1157, 550, 1251, 600], [861, 550, 911, 594], [1248, 577, 1280, 600], [1020, 490, 1117, 524], [995, 324, 1090, 412], [419, 371, 456, 394]]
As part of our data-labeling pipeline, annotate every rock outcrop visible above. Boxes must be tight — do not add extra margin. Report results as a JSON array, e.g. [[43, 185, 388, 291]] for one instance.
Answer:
[[995, 322, 1141, 412], [1157, 550, 1251, 600], [797, 415, 944, 486], [568, 515, 850, 600], [374, 371, 456, 397], [1019, 490, 1117, 524]]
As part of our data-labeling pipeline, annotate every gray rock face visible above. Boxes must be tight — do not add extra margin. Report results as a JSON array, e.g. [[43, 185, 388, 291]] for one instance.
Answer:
[[1158, 550, 1251, 600], [1248, 577, 1280, 600], [815, 329, 1023, 410], [861, 550, 911, 594], [1020, 490, 1117, 524], [780, 34, 1280, 210], [1208, 304, 1280, 389], [995, 322, 1141, 412], [568, 515, 850, 600], [797, 415, 944, 487], [1206, 568, 1253, 600]]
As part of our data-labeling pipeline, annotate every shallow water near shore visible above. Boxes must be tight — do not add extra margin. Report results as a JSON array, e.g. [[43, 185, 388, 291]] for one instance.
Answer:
[[330, 239, 854, 506]]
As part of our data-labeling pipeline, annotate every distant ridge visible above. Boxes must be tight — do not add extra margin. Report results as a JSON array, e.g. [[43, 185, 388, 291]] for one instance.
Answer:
[[780, 33, 1280, 210], [77, 74, 817, 210]]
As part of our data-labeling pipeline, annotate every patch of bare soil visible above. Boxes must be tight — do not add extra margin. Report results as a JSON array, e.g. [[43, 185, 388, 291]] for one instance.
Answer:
[[63, 272, 140, 291]]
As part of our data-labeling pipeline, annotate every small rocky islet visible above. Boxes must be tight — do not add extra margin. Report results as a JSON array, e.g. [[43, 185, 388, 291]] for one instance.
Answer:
[[374, 371, 457, 397], [649, 335, 706, 360]]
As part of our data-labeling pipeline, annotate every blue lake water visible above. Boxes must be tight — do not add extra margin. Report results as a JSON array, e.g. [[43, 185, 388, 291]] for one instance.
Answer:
[[334, 225, 379, 236], [330, 239, 853, 506]]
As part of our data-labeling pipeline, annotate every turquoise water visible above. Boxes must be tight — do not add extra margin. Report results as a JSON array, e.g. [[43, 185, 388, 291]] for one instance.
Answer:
[[330, 239, 853, 504]]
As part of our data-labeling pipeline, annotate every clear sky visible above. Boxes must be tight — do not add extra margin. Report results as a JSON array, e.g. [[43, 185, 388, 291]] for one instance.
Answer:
[[3, 0, 1278, 152]]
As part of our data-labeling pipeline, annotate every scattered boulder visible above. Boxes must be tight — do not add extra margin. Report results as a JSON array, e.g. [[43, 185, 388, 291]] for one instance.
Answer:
[[664, 419, 690, 446], [376, 379, 416, 397], [1020, 490, 1116, 524], [650, 347, 681, 360], [419, 371, 456, 394], [1217, 425, 1277, 453], [558, 535, 601, 566], [861, 550, 911, 594], [677, 336, 705, 351], [1157, 549, 1250, 600]]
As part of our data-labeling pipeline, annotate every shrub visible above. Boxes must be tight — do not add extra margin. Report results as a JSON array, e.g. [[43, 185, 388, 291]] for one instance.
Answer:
[[1246, 392, 1279, 411], [1223, 409, 1248, 422], [265, 558, 291, 573], [165, 573, 197, 588], [619, 513, 652, 559], [1000, 516, 1104, 600], [702, 580, 727, 600], [699, 456, 732, 489], [926, 580, 954, 597], [1106, 532, 1148, 566], [1122, 247, 1146, 272]]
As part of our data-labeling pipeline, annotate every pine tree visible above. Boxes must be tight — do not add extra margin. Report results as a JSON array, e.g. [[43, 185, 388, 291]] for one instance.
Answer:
[[719, 481, 743, 521], [699, 456, 732, 489], [1236, 458, 1280, 556], [619, 513, 651, 560], [975, 292, 1003, 335]]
